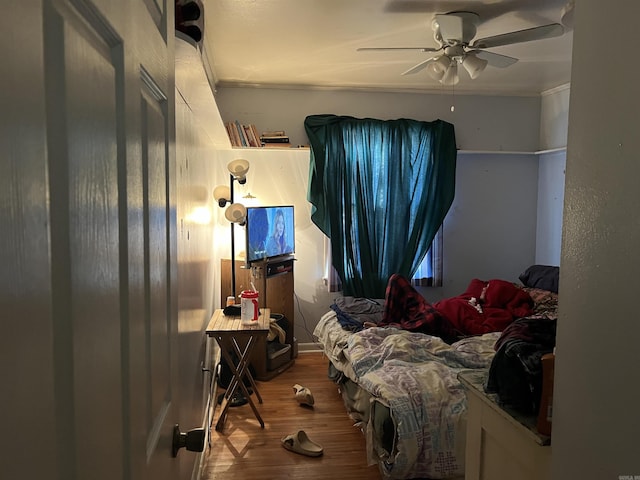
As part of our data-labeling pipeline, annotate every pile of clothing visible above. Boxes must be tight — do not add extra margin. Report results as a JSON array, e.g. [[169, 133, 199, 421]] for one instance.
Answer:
[[486, 313, 557, 414]]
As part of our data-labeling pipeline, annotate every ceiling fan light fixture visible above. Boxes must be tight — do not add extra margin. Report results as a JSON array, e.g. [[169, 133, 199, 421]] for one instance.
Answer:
[[441, 63, 459, 86], [426, 55, 450, 81], [462, 53, 488, 79]]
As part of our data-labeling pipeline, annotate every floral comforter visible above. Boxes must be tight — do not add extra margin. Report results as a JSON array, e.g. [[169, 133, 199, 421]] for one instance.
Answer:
[[314, 313, 499, 479]]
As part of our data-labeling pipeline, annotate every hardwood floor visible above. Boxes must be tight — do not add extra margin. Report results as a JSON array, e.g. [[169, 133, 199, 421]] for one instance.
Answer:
[[202, 351, 382, 480]]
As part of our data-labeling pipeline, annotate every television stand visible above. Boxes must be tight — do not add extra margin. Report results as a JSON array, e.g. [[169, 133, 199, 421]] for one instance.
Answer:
[[220, 257, 295, 380]]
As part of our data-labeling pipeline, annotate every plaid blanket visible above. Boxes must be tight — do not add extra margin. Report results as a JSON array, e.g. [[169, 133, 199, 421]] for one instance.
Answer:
[[378, 274, 460, 343]]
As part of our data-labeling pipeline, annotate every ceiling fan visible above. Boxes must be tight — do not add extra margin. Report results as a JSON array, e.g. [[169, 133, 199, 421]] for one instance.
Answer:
[[357, 11, 564, 85]]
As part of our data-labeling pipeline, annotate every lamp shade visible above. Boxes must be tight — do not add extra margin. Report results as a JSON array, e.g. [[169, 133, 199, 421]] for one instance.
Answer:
[[213, 184, 231, 206], [441, 63, 459, 85], [225, 203, 247, 224], [227, 159, 250, 179], [426, 55, 450, 82], [462, 53, 488, 79]]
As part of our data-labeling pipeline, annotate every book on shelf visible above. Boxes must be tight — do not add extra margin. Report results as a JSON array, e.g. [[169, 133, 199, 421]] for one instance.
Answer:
[[260, 136, 290, 144], [261, 130, 285, 137], [250, 124, 261, 147], [224, 121, 262, 147], [224, 123, 294, 148], [242, 124, 260, 148], [260, 130, 289, 144], [235, 120, 249, 147], [224, 122, 241, 147]]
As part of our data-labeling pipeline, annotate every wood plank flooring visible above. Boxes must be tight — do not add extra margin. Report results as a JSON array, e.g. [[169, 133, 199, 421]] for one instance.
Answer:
[[202, 351, 382, 480]]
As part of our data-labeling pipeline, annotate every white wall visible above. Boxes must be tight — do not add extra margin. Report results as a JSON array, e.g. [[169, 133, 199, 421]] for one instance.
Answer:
[[540, 85, 571, 151], [552, 1, 640, 478], [214, 86, 542, 152], [536, 85, 570, 266], [175, 91, 219, 478], [535, 149, 565, 265], [212, 86, 550, 343], [175, 37, 228, 478], [428, 152, 538, 302]]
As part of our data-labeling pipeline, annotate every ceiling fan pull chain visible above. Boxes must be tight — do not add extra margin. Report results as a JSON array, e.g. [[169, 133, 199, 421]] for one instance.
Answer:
[[451, 83, 456, 113]]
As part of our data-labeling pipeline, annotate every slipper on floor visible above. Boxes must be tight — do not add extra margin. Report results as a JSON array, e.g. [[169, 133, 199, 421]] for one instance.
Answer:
[[293, 384, 315, 406], [217, 391, 248, 408], [281, 430, 323, 457]]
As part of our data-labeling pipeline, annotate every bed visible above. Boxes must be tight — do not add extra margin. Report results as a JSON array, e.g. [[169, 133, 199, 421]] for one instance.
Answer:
[[313, 268, 559, 480]]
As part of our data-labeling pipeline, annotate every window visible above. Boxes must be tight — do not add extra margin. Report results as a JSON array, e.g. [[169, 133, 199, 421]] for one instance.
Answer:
[[324, 224, 443, 293], [411, 224, 443, 287]]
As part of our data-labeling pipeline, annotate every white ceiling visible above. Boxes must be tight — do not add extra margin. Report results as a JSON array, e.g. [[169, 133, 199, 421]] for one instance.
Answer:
[[203, 0, 574, 96]]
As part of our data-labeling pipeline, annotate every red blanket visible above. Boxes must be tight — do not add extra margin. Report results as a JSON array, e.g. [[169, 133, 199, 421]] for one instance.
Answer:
[[379, 275, 533, 341], [434, 278, 534, 336]]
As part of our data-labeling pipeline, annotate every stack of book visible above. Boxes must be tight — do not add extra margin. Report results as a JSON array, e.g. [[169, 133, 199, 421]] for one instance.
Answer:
[[224, 121, 261, 147], [260, 131, 291, 148], [224, 123, 294, 148]]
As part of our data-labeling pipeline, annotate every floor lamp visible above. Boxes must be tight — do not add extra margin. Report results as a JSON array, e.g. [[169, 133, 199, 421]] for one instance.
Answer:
[[213, 159, 250, 302]]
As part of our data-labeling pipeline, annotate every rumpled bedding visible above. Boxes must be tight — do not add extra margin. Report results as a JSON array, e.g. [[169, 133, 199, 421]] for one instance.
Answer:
[[331, 296, 384, 331], [315, 310, 358, 380], [350, 327, 499, 479], [315, 279, 556, 479], [314, 313, 499, 479]]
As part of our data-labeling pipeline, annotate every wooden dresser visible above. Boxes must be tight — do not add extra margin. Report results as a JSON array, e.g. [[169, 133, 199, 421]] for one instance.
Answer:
[[220, 258, 295, 380]]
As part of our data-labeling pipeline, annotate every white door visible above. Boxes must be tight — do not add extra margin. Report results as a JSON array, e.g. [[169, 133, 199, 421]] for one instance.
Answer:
[[1, 1, 184, 479]]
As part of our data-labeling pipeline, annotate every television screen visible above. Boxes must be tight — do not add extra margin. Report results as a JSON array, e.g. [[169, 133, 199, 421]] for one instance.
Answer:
[[246, 205, 295, 263]]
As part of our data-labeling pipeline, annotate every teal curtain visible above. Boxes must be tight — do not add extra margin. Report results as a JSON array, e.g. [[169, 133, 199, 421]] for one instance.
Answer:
[[305, 114, 457, 298]]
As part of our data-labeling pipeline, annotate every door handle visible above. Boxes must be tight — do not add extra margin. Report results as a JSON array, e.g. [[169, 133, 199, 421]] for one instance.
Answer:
[[172, 424, 205, 457]]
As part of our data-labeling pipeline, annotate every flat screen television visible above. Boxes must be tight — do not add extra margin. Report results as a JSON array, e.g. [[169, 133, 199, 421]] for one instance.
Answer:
[[245, 205, 295, 264]]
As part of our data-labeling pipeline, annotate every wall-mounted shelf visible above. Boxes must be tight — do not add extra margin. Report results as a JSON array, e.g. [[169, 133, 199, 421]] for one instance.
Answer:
[[230, 146, 310, 150], [457, 147, 566, 156]]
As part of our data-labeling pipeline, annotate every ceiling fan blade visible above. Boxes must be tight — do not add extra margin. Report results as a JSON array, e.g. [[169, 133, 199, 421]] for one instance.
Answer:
[[357, 47, 440, 52], [473, 50, 518, 68], [471, 23, 564, 49], [401, 57, 438, 76]]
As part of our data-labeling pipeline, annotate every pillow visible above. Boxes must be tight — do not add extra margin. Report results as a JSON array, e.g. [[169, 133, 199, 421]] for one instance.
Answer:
[[519, 265, 559, 293], [521, 287, 558, 316]]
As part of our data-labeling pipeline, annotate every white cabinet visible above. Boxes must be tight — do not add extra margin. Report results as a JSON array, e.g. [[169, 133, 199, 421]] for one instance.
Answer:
[[460, 371, 551, 480]]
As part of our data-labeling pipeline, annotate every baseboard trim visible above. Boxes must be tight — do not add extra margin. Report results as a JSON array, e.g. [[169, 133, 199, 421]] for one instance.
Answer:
[[298, 342, 323, 353]]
